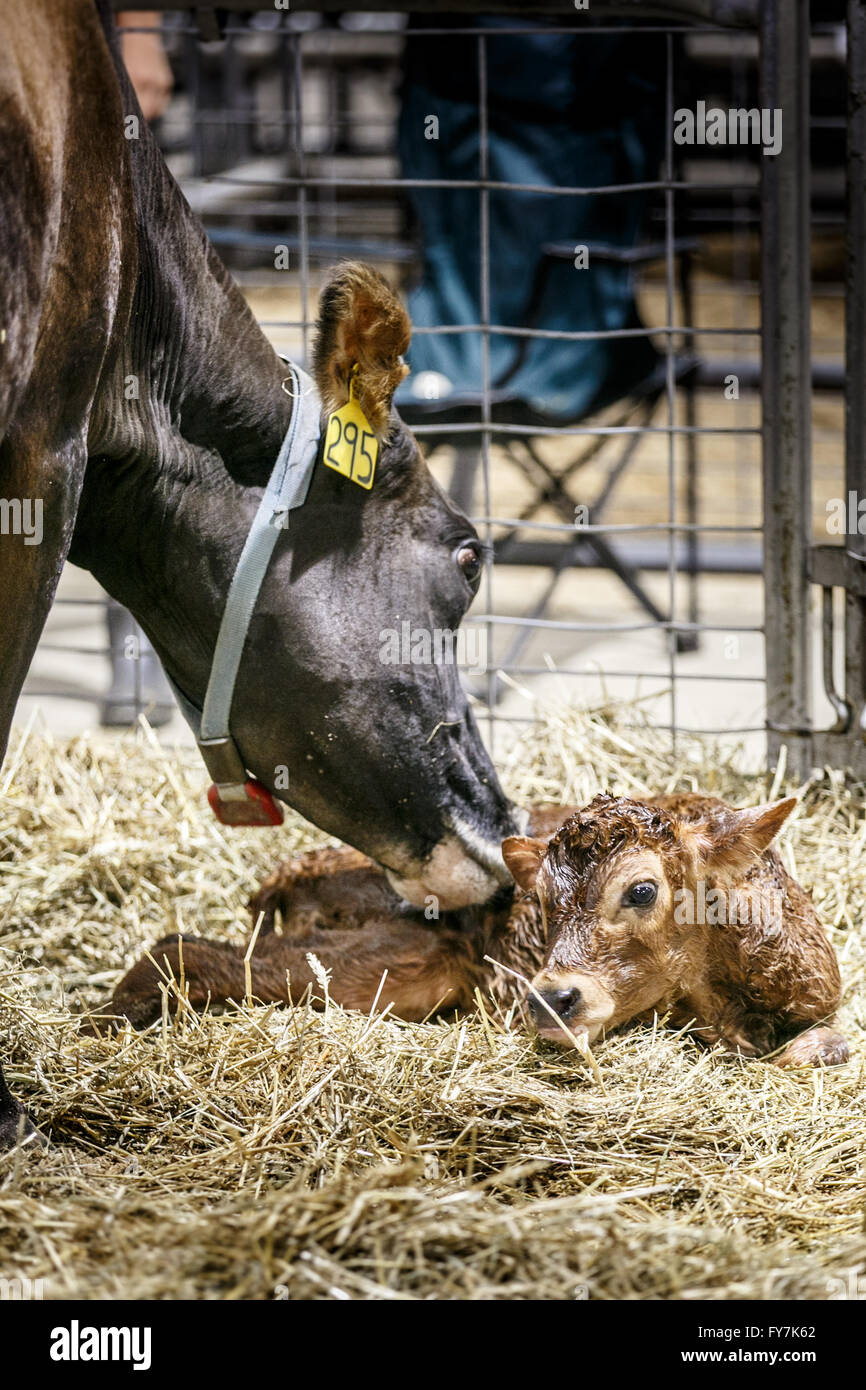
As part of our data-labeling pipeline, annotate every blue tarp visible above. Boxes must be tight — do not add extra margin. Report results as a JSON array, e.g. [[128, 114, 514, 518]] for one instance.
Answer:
[[396, 20, 666, 422]]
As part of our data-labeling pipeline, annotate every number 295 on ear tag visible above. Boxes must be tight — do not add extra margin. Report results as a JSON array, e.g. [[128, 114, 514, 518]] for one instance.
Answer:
[[323, 379, 379, 490]]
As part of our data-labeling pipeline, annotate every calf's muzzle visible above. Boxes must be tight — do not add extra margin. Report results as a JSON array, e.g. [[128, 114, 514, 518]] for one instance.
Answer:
[[529, 984, 582, 1025], [529, 970, 616, 1044]]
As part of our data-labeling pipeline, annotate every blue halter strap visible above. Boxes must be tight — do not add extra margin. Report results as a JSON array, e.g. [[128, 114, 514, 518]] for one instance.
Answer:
[[169, 361, 322, 825]]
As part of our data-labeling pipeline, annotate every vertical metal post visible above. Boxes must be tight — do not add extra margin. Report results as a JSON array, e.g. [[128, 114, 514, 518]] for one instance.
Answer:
[[477, 34, 495, 750], [760, 0, 813, 778], [186, 25, 203, 178], [664, 32, 678, 752], [846, 1, 866, 737], [292, 35, 309, 361]]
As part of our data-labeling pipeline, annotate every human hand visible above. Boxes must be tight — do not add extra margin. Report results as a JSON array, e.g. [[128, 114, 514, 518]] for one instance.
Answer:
[[117, 13, 174, 122]]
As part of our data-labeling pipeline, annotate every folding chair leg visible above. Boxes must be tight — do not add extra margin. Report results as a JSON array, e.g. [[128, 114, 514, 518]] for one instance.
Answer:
[[489, 540, 584, 703], [587, 533, 692, 651], [489, 530, 690, 710], [502, 434, 682, 647]]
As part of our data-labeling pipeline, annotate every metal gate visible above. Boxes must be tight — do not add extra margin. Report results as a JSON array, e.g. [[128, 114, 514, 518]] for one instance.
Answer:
[[24, 1, 863, 777], [806, 0, 866, 780]]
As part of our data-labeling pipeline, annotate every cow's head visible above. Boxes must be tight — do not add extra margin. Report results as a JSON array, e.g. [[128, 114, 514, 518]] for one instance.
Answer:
[[233, 264, 520, 908]]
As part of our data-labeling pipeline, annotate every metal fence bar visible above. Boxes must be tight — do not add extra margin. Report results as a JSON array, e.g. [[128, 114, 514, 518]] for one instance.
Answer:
[[664, 32, 679, 747], [203, 173, 755, 194], [293, 31, 310, 362], [471, 520, 763, 534], [471, 616, 764, 633], [477, 33, 496, 753], [254, 323, 763, 339], [812, 0, 866, 777], [759, 0, 813, 778], [109, 1, 761, 21], [472, 716, 771, 733], [409, 424, 759, 439], [845, 0, 866, 751]]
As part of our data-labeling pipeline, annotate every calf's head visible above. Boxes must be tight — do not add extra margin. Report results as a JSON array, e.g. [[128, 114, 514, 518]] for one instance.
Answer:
[[502, 793, 796, 1043]]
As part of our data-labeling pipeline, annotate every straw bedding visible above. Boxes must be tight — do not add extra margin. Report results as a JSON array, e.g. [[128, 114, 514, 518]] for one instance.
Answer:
[[0, 706, 863, 1301]]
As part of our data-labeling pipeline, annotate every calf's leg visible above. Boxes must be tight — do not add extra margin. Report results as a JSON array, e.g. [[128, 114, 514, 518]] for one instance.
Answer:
[[102, 936, 288, 1030], [104, 922, 478, 1029], [250, 845, 400, 935], [773, 1025, 850, 1068]]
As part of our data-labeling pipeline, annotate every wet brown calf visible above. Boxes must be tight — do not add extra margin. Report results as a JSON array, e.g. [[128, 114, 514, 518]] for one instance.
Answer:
[[504, 793, 848, 1067], [106, 796, 849, 1067]]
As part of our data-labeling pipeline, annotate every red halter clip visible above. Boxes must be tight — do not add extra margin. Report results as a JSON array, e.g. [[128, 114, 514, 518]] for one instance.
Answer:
[[206, 779, 285, 827]]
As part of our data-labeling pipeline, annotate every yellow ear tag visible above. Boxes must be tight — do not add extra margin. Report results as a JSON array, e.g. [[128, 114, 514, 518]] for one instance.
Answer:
[[322, 367, 379, 490]]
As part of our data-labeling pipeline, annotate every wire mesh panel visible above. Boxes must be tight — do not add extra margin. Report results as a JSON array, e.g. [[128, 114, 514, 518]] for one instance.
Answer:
[[22, 2, 856, 774]]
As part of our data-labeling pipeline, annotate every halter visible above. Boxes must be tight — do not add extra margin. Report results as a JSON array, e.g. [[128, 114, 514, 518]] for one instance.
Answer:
[[169, 362, 322, 825]]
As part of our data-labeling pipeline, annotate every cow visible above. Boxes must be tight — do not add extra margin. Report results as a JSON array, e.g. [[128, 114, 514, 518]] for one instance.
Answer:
[[0, 1, 519, 1146]]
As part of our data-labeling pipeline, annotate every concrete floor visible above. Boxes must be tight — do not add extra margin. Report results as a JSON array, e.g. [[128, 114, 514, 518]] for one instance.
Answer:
[[17, 554, 841, 780]]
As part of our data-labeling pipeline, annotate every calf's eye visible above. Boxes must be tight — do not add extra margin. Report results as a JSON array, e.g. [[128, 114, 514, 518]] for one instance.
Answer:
[[623, 881, 658, 908]]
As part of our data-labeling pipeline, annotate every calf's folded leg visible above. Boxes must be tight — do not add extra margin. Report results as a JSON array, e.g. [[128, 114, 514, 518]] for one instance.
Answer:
[[105, 921, 478, 1029], [104, 935, 293, 1029], [773, 1025, 850, 1068]]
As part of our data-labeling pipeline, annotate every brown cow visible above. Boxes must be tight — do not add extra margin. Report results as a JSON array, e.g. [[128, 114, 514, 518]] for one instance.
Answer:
[[104, 796, 848, 1068], [0, 0, 520, 1146]]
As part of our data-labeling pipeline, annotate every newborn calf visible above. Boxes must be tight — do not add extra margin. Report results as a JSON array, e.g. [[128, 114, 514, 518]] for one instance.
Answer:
[[504, 794, 848, 1067], [105, 796, 848, 1067]]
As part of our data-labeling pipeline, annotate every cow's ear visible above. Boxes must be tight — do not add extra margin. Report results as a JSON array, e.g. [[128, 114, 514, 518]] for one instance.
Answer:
[[312, 262, 410, 439], [502, 836, 548, 893], [696, 797, 798, 875]]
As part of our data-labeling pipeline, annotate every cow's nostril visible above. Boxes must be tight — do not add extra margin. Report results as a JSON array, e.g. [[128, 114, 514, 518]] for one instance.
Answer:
[[531, 985, 582, 1021]]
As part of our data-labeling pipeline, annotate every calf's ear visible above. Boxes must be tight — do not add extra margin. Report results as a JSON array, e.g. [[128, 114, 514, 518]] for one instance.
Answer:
[[312, 261, 410, 439], [697, 797, 798, 874], [502, 836, 548, 893]]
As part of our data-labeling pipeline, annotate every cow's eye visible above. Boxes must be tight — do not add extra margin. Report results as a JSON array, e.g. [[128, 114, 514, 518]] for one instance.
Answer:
[[456, 543, 483, 591], [623, 881, 658, 908]]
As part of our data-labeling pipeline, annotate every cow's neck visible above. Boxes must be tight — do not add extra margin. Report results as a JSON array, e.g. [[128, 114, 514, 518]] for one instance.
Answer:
[[74, 118, 295, 704], [89, 132, 292, 484]]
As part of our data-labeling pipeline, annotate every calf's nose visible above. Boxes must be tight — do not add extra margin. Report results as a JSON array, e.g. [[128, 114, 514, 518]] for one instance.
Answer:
[[530, 985, 582, 1024]]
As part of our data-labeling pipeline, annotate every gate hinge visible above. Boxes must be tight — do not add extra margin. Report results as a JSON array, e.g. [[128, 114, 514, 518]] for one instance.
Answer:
[[809, 544, 866, 596]]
